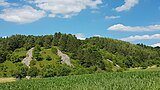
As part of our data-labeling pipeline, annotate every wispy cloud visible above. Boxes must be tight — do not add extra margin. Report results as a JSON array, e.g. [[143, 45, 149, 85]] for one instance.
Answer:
[[121, 34, 160, 41], [115, 0, 139, 12], [0, 0, 18, 7], [108, 24, 160, 32], [93, 35, 102, 37], [105, 16, 120, 20], [0, 0, 10, 6], [91, 10, 100, 14], [0, 6, 45, 24]]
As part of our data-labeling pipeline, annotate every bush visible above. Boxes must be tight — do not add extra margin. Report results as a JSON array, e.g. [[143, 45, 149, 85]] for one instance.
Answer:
[[71, 67, 94, 75], [14, 64, 28, 78], [33, 45, 43, 61], [40, 64, 56, 77], [34, 52, 43, 61], [56, 65, 72, 76], [28, 66, 39, 77], [116, 68, 124, 72], [40, 64, 72, 77], [10, 55, 21, 63], [51, 47, 57, 54], [30, 60, 37, 66], [46, 55, 52, 61]]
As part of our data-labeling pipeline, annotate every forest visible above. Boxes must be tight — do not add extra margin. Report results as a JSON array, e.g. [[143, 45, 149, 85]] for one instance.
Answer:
[[0, 32, 160, 78]]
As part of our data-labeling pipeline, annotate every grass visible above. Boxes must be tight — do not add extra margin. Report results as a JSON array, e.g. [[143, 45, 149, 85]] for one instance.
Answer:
[[0, 78, 16, 83], [40, 48, 60, 61], [1, 71, 160, 90], [13, 48, 27, 58], [127, 65, 160, 72], [33, 48, 61, 69]]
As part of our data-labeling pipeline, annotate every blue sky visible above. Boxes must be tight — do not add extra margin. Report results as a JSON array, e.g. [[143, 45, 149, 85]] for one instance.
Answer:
[[0, 0, 160, 46]]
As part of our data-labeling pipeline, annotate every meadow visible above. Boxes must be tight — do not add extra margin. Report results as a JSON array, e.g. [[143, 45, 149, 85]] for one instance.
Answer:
[[0, 71, 160, 90]]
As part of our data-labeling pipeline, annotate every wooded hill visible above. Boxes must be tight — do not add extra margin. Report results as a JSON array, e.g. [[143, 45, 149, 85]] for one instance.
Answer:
[[0, 32, 160, 77]]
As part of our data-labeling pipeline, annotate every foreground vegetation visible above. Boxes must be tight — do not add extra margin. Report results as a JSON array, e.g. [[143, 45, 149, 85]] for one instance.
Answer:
[[0, 71, 160, 90]]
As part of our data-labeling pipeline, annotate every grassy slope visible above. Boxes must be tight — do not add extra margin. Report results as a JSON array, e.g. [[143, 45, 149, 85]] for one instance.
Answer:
[[12, 48, 27, 59], [40, 47, 60, 61], [33, 47, 61, 69], [0, 71, 160, 90]]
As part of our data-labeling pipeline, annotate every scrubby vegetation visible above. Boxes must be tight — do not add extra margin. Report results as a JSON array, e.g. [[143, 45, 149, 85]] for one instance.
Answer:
[[0, 32, 160, 78]]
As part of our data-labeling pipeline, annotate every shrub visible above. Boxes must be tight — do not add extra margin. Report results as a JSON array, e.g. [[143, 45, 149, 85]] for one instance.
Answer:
[[46, 55, 52, 61], [14, 65, 28, 78], [116, 68, 124, 72], [56, 65, 72, 76], [71, 67, 94, 75], [28, 66, 39, 77], [51, 47, 57, 54], [40, 64, 56, 77], [30, 60, 37, 66]]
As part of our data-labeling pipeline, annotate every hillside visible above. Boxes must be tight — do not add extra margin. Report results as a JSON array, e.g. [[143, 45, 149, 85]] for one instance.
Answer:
[[0, 32, 160, 78]]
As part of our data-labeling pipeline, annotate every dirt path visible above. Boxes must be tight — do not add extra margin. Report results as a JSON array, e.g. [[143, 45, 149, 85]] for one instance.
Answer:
[[0, 78, 16, 83], [22, 48, 34, 67], [57, 49, 73, 66]]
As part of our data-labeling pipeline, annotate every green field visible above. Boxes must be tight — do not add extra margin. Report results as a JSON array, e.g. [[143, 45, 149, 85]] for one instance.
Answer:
[[0, 71, 160, 90]]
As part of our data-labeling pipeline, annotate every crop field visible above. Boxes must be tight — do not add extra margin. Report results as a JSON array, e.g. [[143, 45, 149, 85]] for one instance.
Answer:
[[0, 71, 160, 90]]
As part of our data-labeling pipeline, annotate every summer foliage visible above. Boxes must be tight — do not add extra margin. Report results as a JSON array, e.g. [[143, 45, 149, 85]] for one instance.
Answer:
[[0, 32, 160, 77]]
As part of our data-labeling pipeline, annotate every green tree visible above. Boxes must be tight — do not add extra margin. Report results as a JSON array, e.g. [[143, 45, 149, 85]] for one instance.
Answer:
[[28, 66, 39, 77], [77, 44, 103, 68], [53, 32, 62, 46], [43, 35, 53, 49], [14, 63, 28, 77], [33, 45, 43, 61]]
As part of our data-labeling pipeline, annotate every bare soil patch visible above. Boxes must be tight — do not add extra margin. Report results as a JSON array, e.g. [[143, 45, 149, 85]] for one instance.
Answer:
[[0, 78, 16, 83]]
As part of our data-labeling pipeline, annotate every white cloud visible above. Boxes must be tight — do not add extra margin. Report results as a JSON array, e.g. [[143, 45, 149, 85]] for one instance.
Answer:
[[105, 16, 120, 20], [108, 24, 160, 32], [115, 0, 139, 12], [0, 0, 18, 7], [151, 43, 160, 47], [75, 33, 86, 40], [2, 36, 8, 38], [0, 6, 45, 24], [0, 0, 102, 24], [0, 0, 10, 6], [121, 34, 160, 41], [29, 0, 102, 18], [93, 35, 102, 37]]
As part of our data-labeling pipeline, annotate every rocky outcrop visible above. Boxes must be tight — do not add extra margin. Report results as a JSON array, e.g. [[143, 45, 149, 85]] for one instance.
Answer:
[[22, 48, 34, 67], [57, 49, 73, 66]]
